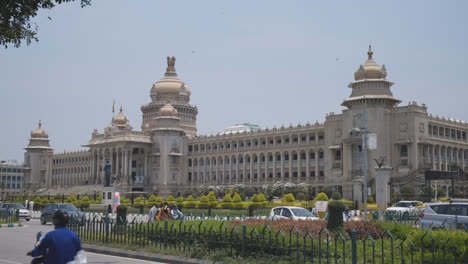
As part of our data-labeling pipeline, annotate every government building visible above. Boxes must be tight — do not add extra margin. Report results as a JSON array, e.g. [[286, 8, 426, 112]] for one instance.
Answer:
[[22, 47, 468, 206]]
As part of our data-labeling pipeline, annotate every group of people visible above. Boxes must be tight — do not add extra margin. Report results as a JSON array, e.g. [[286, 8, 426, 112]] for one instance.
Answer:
[[25, 199, 35, 211], [147, 203, 184, 222]]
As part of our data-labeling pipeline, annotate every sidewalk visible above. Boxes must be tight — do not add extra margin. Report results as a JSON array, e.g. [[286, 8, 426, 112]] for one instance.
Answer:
[[0, 223, 23, 228], [82, 244, 219, 264]]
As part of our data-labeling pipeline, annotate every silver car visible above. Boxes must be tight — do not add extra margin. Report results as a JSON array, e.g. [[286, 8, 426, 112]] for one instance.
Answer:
[[420, 202, 468, 230]]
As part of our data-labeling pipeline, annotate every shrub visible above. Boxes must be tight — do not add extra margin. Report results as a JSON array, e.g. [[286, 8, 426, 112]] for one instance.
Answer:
[[184, 195, 196, 208], [341, 199, 354, 209], [33, 196, 42, 206], [116, 205, 127, 224], [244, 187, 256, 198], [314, 192, 329, 201], [320, 186, 333, 197], [232, 192, 243, 209], [176, 196, 184, 207], [65, 194, 77, 205], [155, 195, 163, 204], [332, 192, 341, 200], [40, 197, 49, 207], [327, 200, 346, 232], [198, 195, 210, 208], [281, 193, 295, 203], [296, 192, 305, 201], [208, 192, 217, 207], [167, 195, 176, 205], [147, 195, 158, 207], [221, 194, 233, 209], [258, 193, 267, 206], [134, 196, 144, 208], [367, 196, 374, 203], [400, 184, 416, 200], [80, 196, 90, 208], [121, 198, 131, 206], [183, 189, 193, 198], [96, 193, 102, 203]]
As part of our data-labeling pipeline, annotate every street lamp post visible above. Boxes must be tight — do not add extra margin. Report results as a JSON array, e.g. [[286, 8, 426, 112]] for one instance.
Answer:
[[362, 111, 368, 220], [374, 157, 385, 221], [112, 175, 116, 218]]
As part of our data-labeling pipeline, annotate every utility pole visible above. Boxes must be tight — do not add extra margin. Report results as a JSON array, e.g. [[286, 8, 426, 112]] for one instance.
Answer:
[[362, 111, 368, 220]]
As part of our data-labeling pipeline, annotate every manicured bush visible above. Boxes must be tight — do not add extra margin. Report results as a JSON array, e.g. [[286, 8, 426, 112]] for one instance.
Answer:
[[40, 197, 49, 207], [167, 195, 176, 205], [327, 200, 346, 232], [147, 195, 157, 207], [296, 192, 305, 201], [314, 192, 329, 201], [134, 196, 144, 208], [400, 184, 416, 200], [320, 186, 333, 197], [121, 198, 131, 206], [116, 205, 127, 224], [258, 193, 267, 206], [367, 196, 374, 203], [221, 194, 233, 209], [184, 195, 196, 208], [250, 194, 261, 207], [176, 196, 184, 207], [80, 196, 90, 208], [33, 196, 42, 207], [332, 192, 341, 200], [65, 194, 77, 205], [96, 193, 102, 203], [155, 195, 163, 204], [232, 192, 243, 209], [281, 193, 295, 203], [208, 192, 217, 207], [198, 195, 210, 208]]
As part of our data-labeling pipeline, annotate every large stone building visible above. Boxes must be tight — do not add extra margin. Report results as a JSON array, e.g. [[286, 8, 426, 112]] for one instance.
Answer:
[[22, 47, 468, 205], [0, 161, 25, 195]]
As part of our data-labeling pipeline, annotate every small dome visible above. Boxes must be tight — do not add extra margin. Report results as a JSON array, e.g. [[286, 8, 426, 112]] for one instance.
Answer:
[[160, 102, 178, 117], [31, 120, 48, 138], [113, 107, 129, 125], [354, 45, 387, 81]]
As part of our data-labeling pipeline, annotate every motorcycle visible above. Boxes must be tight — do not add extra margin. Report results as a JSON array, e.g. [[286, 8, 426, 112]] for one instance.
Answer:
[[29, 231, 46, 264]]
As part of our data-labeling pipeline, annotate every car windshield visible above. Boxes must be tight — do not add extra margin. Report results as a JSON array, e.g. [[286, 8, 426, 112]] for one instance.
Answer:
[[291, 208, 314, 217], [58, 204, 77, 211], [394, 202, 413, 208], [8, 204, 26, 209]]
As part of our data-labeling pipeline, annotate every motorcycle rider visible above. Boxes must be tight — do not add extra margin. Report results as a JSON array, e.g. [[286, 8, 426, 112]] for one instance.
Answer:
[[27, 210, 82, 264]]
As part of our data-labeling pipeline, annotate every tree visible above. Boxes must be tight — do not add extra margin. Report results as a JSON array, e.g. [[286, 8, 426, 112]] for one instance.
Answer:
[[320, 186, 333, 198], [331, 192, 341, 200], [400, 185, 416, 200], [244, 187, 256, 198], [0, 0, 91, 48]]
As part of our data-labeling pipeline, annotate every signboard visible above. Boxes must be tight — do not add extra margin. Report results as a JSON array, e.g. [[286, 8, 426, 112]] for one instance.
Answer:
[[315, 201, 328, 212], [367, 134, 377, 150]]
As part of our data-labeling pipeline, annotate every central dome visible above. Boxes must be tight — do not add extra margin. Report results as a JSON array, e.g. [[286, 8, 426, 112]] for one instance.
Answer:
[[150, 56, 191, 98], [354, 45, 387, 81], [31, 120, 48, 138], [160, 102, 179, 117], [113, 106, 129, 125]]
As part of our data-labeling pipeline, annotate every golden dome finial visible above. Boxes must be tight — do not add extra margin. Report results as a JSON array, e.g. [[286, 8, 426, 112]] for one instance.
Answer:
[[38, 120, 42, 128], [119, 106, 123, 113], [368, 44, 373, 59]]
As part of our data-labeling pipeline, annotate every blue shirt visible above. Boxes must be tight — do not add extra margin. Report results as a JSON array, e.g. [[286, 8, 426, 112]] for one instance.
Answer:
[[32, 227, 82, 264]]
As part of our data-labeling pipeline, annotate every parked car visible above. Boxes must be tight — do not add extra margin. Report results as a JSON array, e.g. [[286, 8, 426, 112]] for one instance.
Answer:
[[420, 202, 468, 230], [269, 206, 319, 220], [1, 203, 31, 221], [386, 201, 423, 218], [40, 203, 84, 225]]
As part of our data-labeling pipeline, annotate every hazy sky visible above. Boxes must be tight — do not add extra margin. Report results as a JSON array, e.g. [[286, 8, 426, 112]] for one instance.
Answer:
[[1, 0, 467, 162]]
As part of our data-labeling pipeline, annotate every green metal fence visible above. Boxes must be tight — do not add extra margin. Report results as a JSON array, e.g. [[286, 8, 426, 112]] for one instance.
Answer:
[[68, 216, 468, 263], [0, 208, 19, 223]]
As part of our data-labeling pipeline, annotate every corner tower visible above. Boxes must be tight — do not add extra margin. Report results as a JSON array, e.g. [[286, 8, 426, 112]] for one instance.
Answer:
[[24, 120, 53, 190], [141, 57, 198, 137]]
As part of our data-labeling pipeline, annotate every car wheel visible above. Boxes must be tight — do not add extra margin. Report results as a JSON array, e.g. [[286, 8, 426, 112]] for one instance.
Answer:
[[26, 218, 30, 222], [40, 215, 46, 225]]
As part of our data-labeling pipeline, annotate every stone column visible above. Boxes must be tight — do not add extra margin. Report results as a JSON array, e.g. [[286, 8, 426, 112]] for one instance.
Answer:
[[306, 151, 310, 184], [315, 151, 319, 184], [432, 145, 435, 169], [144, 151, 148, 184], [375, 167, 392, 220], [122, 149, 127, 182], [352, 177, 364, 209]]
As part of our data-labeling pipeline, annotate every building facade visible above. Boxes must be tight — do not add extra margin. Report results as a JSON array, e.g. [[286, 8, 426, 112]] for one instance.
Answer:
[[0, 161, 25, 195], [22, 48, 468, 204]]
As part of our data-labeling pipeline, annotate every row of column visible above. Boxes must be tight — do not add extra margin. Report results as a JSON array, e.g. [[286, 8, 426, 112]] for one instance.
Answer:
[[419, 144, 468, 171], [189, 150, 326, 186]]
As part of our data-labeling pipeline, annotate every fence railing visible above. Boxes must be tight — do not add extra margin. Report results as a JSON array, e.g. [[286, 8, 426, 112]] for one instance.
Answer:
[[68, 215, 468, 263], [0, 208, 19, 223]]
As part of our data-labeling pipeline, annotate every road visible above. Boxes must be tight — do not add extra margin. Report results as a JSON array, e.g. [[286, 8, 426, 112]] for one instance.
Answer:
[[0, 219, 165, 264]]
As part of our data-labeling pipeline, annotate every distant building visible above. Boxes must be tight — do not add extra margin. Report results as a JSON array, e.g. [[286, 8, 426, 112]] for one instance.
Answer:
[[22, 47, 468, 206], [0, 161, 25, 195]]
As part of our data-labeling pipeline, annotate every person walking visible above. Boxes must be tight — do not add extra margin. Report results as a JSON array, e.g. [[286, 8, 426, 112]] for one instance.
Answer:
[[29, 200, 34, 211], [148, 204, 157, 223]]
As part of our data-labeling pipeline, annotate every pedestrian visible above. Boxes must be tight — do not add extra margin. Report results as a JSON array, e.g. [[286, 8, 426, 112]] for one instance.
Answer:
[[148, 204, 157, 223], [25, 199, 29, 209], [29, 200, 34, 212]]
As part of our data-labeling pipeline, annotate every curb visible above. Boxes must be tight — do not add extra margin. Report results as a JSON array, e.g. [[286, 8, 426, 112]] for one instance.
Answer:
[[0, 223, 23, 228], [82, 244, 216, 264]]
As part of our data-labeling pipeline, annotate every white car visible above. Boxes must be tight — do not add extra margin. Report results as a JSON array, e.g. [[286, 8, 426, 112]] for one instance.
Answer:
[[386, 201, 423, 218], [2, 203, 31, 221], [420, 202, 468, 230], [269, 206, 319, 220]]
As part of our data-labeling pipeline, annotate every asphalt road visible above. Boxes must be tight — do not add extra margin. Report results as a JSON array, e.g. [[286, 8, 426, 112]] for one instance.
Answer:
[[0, 219, 165, 264]]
